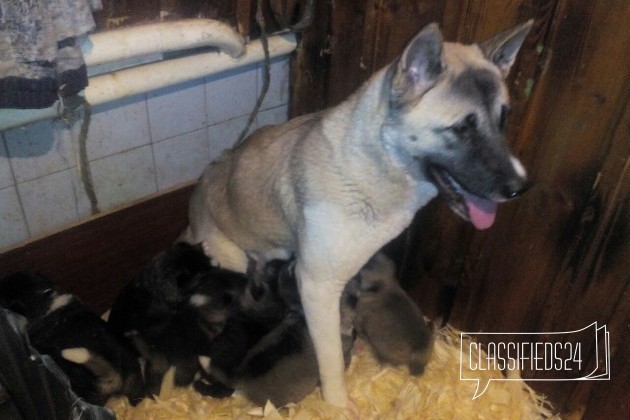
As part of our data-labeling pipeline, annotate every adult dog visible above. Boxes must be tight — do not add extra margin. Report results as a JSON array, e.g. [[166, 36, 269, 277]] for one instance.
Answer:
[[182, 20, 533, 407]]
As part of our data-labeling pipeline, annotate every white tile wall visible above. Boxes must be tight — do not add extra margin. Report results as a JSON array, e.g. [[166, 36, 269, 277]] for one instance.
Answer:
[[87, 94, 150, 160], [258, 105, 289, 128], [259, 57, 291, 111], [0, 140, 13, 189], [4, 120, 77, 183], [208, 115, 250, 161], [0, 186, 29, 248], [147, 79, 207, 143], [206, 63, 258, 126], [0, 56, 291, 251], [17, 169, 84, 237], [90, 145, 157, 211], [153, 128, 209, 190]]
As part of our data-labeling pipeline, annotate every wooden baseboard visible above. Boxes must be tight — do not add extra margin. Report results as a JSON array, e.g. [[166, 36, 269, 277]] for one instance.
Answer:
[[0, 185, 194, 314]]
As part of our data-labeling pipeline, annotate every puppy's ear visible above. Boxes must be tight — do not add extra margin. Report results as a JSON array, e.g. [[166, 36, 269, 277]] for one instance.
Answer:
[[478, 19, 534, 78], [390, 22, 445, 109], [245, 252, 258, 278]]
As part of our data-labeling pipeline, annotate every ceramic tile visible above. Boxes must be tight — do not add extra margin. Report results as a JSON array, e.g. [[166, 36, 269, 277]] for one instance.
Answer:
[[17, 169, 82, 238], [0, 137, 14, 189], [87, 94, 150, 160], [0, 186, 28, 250], [259, 56, 290, 111], [207, 115, 251, 162], [90, 146, 156, 212], [206, 64, 258, 126], [257, 105, 289, 128], [147, 78, 207, 143], [3, 120, 77, 183], [153, 128, 209, 190]]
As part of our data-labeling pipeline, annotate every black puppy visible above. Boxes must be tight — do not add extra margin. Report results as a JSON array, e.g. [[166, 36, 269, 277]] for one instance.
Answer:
[[194, 258, 291, 399], [0, 272, 144, 406], [203, 260, 356, 407], [108, 242, 245, 396]]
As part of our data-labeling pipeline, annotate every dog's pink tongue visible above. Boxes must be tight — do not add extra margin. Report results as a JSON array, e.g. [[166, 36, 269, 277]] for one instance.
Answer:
[[462, 191, 497, 230]]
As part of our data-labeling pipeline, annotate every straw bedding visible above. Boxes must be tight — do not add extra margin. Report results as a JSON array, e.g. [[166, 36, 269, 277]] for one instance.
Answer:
[[106, 325, 559, 419]]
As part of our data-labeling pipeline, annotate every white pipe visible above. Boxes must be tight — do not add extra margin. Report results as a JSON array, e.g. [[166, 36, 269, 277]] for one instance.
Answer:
[[87, 32, 295, 106], [83, 19, 246, 66], [0, 33, 296, 131]]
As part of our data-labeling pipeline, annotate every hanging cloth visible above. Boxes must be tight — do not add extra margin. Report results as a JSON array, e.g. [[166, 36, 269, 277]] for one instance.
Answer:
[[0, 0, 102, 109]]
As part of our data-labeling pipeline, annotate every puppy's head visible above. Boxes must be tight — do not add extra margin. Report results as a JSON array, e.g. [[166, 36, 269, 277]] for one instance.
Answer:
[[150, 242, 214, 301], [383, 21, 533, 229], [357, 253, 398, 295], [239, 257, 287, 321], [0, 272, 71, 321], [188, 268, 247, 338]]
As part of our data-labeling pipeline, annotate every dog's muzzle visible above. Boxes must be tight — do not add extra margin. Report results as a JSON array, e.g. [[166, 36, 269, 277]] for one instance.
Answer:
[[500, 179, 532, 199], [427, 165, 530, 230]]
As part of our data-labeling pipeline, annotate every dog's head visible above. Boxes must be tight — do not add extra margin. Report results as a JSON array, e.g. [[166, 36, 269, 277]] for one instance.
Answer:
[[240, 256, 288, 321], [0, 272, 72, 321], [383, 21, 533, 229]]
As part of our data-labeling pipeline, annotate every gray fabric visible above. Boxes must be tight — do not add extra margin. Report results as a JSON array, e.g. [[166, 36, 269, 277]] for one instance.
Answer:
[[0, 0, 102, 109]]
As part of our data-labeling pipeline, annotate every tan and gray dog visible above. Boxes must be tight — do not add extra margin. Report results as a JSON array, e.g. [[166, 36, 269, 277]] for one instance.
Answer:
[[182, 21, 533, 407]]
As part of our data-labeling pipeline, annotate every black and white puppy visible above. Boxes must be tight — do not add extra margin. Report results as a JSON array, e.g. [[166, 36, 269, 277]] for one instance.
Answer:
[[353, 253, 433, 375], [0, 272, 144, 406], [203, 260, 356, 407], [108, 242, 245, 396]]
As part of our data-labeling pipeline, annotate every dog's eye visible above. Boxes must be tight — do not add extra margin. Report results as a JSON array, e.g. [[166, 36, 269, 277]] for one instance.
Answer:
[[464, 113, 477, 127], [499, 105, 509, 131], [452, 113, 477, 135]]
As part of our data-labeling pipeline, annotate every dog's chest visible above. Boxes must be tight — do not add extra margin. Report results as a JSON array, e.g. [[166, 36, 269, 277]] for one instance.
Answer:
[[340, 171, 436, 227]]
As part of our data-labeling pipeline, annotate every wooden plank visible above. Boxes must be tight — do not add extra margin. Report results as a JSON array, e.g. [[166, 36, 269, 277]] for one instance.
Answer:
[[444, 0, 629, 415], [288, 0, 332, 117], [326, 0, 371, 105], [0, 185, 194, 314]]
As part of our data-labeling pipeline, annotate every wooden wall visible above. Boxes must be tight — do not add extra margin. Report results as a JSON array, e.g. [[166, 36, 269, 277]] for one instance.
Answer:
[[291, 1, 629, 418], [1, 1, 627, 418]]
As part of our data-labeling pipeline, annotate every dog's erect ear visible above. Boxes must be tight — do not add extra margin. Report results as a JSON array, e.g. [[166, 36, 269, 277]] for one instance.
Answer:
[[390, 23, 445, 108], [478, 19, 534, 78]]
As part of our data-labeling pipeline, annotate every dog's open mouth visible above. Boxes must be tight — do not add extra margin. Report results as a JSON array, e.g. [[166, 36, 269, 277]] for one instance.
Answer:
[[427, 165, 498, 230]]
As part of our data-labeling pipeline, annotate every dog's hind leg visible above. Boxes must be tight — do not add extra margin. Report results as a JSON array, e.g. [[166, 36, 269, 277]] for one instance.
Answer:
[[187, 223, 249, 273]]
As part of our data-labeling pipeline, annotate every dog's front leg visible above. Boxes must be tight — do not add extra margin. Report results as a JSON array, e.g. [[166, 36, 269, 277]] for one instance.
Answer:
[[296, 203, 378, 409], [297, 265, 348, 407]]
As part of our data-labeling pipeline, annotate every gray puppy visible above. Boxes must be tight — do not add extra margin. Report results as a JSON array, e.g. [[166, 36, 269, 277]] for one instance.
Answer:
[[354, 253, 433, 375]]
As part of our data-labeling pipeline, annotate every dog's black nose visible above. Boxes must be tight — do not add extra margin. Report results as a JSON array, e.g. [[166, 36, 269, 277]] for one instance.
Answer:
[[501, 179, 532, 199]]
